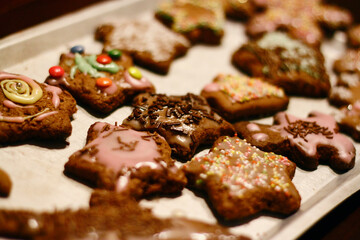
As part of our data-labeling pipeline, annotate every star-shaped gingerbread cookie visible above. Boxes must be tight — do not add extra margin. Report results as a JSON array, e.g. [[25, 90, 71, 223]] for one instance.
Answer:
[[246, 0, 353, 46], [183, 136, 301, 220], [0, 71, 76, 144], [234, 111, 356, 171], [155, 0, 225, 45], [122, 93, 235, 161], [65, 122, 187, 199]]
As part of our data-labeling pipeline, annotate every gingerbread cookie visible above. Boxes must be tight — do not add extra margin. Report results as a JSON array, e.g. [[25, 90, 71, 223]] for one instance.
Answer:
[[45, 46, 155, 114], [232, 32, 330, 97], [0, 168, 11, 197], [234, 111, 356, 171], [330, 49, 360, 107], [201, 73, 289, 121], [123, 93, 235, 161], [246, 0, 353, 46], [222, 0, 255, 20], [0, 71, 76, 144], [65, 122, 187, 199], [95, 18, 190, 74], [155, 0, 224, 45], [0, 191, 248, 240], [334, 102, 360, 142], [347, 24, 360, 48], [183, 136, 300, 220]]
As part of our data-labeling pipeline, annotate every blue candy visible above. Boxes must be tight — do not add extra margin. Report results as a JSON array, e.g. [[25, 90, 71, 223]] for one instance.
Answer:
[[70, 45, 85, 54]]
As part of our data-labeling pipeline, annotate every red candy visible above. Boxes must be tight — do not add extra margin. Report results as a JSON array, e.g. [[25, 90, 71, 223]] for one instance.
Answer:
[[96, 77, 112, 88], [49, 66, 64, 78], [96, 54, 112, 65]]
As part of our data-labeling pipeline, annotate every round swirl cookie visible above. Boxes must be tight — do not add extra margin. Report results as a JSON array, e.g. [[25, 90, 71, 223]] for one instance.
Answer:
[[65, 122, 187, 199], [183, 136, 301, 220], [201, 73, 289, 121], [95, 18, 190, 74], [232, 32, 330, 97], [0, 71, 76, 144], [122, 93, 235, 161], [45, 46, 155, 114], [234, 111, 356, 171]]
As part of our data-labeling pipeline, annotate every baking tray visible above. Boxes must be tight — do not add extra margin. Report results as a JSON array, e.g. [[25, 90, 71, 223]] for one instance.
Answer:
[[0, 0, 359, 239]]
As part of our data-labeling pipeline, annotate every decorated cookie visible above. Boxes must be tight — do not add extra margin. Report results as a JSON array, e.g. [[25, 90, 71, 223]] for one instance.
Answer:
[[347, 24, 360, 48], [334, 102, 360, 142], [222, 0, 255, 20], [65, 122, 187, 199], [95, 18, 190, 74], [45, 47, 155, 114], [246, 0, 353, 46], [201, 73, 289, 121], [330, 49, 360, 107], [122, 93, 235, 161], [232, 32, 330, 97], [0, 71, 76, 144], [155, 0, 225, 45], [183, 136, 300, 220], [234, 111, 356, 171], [0, 168, 11, 197], [0, 191, 248, 240]]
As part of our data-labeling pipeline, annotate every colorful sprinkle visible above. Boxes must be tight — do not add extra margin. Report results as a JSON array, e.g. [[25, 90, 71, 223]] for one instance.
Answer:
[[70, 45, 85, 54], [96, 54, 112, 65], [128, 67, 142, 80], [48, 66, 64, 78], [96, 77, 113, 88], [108, 49, 122, 60]]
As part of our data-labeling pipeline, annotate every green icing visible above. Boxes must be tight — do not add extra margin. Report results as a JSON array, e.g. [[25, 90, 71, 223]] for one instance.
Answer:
[[73, 53, 105, 79], [85, 55, 121, 74]]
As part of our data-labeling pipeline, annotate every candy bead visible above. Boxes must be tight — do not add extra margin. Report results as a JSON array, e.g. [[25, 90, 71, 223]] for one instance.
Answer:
[[49, 66, 64, 78], [96, 77, 112, 88], [70, 45, 85, 54], [96, 54, 112, 65], [128, 67, 142, 80], [108, 49, 122, 59]]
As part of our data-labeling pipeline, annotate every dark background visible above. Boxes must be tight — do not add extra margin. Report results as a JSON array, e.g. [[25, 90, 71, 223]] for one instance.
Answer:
[[0, 0, 360, 239]]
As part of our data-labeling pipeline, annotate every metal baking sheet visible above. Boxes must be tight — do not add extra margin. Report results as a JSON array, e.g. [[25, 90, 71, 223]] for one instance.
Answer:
[[0, 0, 359, 239]]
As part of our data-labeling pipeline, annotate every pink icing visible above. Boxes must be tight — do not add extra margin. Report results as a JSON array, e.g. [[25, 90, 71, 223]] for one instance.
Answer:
[[82, 122, 162, 173], [247, 123, 261, 132], [44, 84, 62, 108], [3, 100, 34, 109], [0, 71, 36, 83], [34, 111, 58, 121], [274, 111, 355, 164], [123, 70, 152, 90], [203, 82, 221, 92], [252, 133, 269, 142], [102, 80, 118, 95], [0, 113, 24, 123]]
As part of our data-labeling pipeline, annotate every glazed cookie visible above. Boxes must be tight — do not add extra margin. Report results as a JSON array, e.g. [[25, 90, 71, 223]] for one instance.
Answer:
[[232, 32, 330, 97], [246, 0, 353, 46], [201, 73, 289, 121], [0, 168, 11, 197], [222, 0, 255, 20], [155, 0, 224, 45], [95, 18, 190, 74], [347, 25, 360, 48], [0, 191, 248, 240], [0, 71, 76, 144], [122, 93, 235, 161], [330, 49, 360, 107], [65, 122, 187, 199], [183, 136, 300, 220], [45, 46, 155, 114], [335, 102, 360, 142], [234, 111, 356, 171]]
